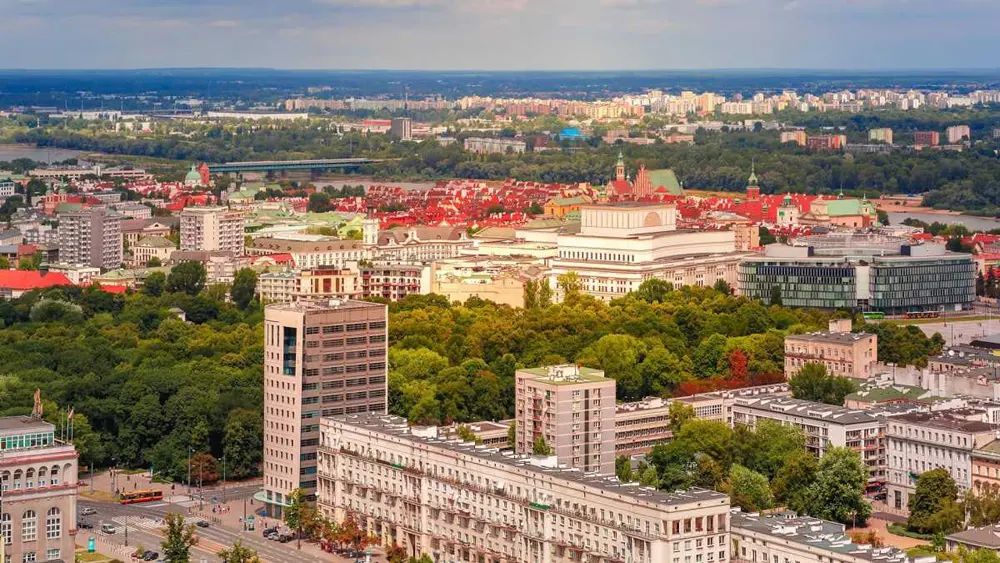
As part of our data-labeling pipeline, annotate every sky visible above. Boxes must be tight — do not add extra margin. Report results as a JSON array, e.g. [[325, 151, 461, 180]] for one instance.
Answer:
[[1, 0, 998, 70]]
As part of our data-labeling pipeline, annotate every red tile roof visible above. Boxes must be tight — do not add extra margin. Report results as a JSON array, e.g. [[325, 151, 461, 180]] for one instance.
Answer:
[[95, 284, 128, 294], [0, 270, 73, 290]]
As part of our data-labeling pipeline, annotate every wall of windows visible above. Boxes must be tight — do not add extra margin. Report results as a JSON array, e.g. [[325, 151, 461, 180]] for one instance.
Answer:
[[871, 258, 976, 313], [0, 432, 54, 452], [738, 261, 857, 309]]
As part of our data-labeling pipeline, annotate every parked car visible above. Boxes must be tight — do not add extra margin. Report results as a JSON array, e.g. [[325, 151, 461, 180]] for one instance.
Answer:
[[264, 531, 279, 541], [196, 520, 210, 528], [278, 533, 293, 543], [81, 507, 97, 516], [262, 527, 277, 537], [78, 521, 93, 529], [143, 551, 159, 561]]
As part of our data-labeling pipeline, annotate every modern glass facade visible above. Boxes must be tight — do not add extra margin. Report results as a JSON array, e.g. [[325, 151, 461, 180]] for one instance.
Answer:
[[870, 257, 975, 313], [739, 255, 975, 313], [739, 261, 857, 309]]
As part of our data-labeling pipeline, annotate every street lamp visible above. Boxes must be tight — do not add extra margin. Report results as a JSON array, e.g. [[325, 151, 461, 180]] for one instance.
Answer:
[[222, 456, 226, 503], [187, 449, 193, 500]]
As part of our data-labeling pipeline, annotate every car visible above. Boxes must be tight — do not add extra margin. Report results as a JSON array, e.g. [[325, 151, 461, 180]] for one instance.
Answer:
[[143, 551, 159, 561], [195, 520, 210, 528], [81, 507, 97, 516], [78, 521, 93, 530], [278, 533, 293, 543], [262, 527, 277, 536], [101, 523, 117, 534]]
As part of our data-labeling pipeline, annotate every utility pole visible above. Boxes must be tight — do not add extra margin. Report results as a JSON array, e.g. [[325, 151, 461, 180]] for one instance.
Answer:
[[222, 456, 226, 503], [187, 449, 192, 500], [243, 497, 247, 532]]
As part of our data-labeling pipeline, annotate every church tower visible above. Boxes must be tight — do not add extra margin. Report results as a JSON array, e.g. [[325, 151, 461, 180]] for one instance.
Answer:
[[615, 150, 625, 182], [746, 160, 760, 201], [362, 217, 380, 247]]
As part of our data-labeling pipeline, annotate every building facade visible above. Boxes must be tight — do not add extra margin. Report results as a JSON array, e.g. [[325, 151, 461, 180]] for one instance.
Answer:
[[739, 235, 975, 313], [180, 207, 245, 255], [261, 299, 388, 515], [784, 321, 877, 380], [733, 396, 886, 482], [129, 236, 175, 268], [515, 365, 616, 475], [317, 414, 732, 563], [57, 209, 123, 270], [886, 412, 995, 511], [0, 417, 79, 563]]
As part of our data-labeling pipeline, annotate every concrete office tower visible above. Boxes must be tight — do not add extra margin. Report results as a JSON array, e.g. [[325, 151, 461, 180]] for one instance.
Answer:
[[0, 417, 80, 563], [260, 299, 388, 516], [515, 365, 616, 475], [390, 117, 412, 141], [180, 207, 245, 254], [57, 208, 123, 269]]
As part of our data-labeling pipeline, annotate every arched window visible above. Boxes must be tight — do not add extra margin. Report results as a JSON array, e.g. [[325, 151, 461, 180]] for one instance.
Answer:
[[0, 513, 10, 545], [25, 468, 34, 489], [12, 470, 21, 491], [45, 508, 60, 539], [22, 510, 37, 541], [37, 467, 46, 488], [50, 466, 59, 486]]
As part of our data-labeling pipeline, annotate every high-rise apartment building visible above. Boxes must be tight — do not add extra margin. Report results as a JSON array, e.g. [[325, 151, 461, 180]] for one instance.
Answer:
[[180, 207, 245, 254], [946, 125, 971, 144], [57, 208, 123, 269], [869, 128, 894, 144], [0, 416, 80, 563], [317, 413, 731, 563], [514, 365, 616, 475], [261, 299, 388, 515], [390, 117, 412, 141], [913, 131, 940, 147]]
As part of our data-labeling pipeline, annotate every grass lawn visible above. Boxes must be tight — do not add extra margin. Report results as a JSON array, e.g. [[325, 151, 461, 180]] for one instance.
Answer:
[[887, 523, 936, 541], [75, 551, 114, 563], [80, 490, 119, 503], [882, 315, 992, 325]]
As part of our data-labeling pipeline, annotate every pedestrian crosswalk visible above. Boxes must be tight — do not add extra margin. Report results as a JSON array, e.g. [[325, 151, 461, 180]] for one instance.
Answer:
[[111, 515, 203, 530]]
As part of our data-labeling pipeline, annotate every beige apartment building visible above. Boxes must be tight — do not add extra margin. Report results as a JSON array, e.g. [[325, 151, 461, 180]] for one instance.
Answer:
[[260, 299, 388, 516], [57, 208, 123, 270], [515, 365, 617, 475], [180, 207, 245, 254], [0, 417, 79, 563], [258, 268, 363, 303], [318, 414, 732, 563], [784, 320, 877, 380], [733, 396, 886, 482], [129, 236, 175, 268]]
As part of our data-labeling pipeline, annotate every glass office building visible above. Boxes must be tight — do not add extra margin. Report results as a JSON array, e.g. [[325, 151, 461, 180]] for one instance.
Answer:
[[739, 235, 975, 313]]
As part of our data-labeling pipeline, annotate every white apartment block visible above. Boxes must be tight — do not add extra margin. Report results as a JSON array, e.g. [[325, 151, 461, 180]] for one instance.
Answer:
[[57, 209, 123, 270], [732, 397, 886, 481], [463, 137, 527, 155], [180, 207, 245, 254], [886, 411, 995, 512], [0, 179, 15, 198], [318, 414, 732, 563], [731, 511, 933, 563]]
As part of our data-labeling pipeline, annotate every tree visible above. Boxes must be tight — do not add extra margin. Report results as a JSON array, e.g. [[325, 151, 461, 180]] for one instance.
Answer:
[[634, 279, 672, 303], [908, 468, 960, 534], [230, 268, 258, 309], [769, 285, 783, 306], [455, 424, 481, 444], [667, 401, 695, 433], [147, 256, 162, 268], [223, 409, 262, 479], [283, 488, 318, 549], [537, 281, 553, 307], [307, 192, 332, 213], [726, 464, 774, 512], [639, 466, 660, 488], [217, 541, 261, 563], [728, 349, 748, 382], [507, 422, 516, 452], [789, 363, 856, 406], [0, 257, 9, 270], [523, 279, 538, 309], [556, 272, 582, 297], [143, 271, 166, 297], [965, 487, 1000, 528], [713, 279, 731, 295], [532, 435, 552, 455], [773, 451, 818, 514], [803, 447, 871, 525], [166, 261, 207, 296], [735, 419, 806, 480], [616, 455, 633, 482], [161, 512, 198, 563]]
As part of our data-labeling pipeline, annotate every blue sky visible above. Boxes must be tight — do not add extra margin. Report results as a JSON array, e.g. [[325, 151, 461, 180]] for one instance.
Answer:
[[1, 0, 998, 69]]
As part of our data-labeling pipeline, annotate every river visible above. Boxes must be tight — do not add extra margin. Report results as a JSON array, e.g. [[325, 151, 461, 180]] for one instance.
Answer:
[[887, 211, 1000, 232], [0, 144, 90, 163]]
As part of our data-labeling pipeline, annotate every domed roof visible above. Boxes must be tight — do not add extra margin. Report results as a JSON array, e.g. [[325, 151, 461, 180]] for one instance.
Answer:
[[184, 165, 201, 185]]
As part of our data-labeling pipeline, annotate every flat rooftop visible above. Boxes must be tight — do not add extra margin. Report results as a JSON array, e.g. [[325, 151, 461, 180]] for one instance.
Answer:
[[264, 299, 384, 313], [733, 511, 920, 563], [0, 416, 54, 433], [517, 365, 609, 385], [330, 413, 728, 508], [892, 411, 994, 433], [786, 331, 875, 344], [735, 396, 879, 425]]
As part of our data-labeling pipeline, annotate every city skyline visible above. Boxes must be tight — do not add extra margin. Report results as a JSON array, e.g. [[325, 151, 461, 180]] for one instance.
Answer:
[[3, 0, 1000, 70]]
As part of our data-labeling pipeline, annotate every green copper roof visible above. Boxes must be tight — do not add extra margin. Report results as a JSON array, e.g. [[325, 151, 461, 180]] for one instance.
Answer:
[[551, 196, 588, 206], [822, 199, 876, 217], [648, 169, 683, 195]]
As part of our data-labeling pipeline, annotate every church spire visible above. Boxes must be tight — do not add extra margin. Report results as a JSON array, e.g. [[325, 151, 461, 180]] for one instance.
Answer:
[[615, 150, 625, 182], [748, 158, 758, 185]]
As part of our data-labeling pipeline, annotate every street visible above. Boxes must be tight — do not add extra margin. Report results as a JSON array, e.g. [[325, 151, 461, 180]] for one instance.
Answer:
[[79, 484, 371, 563], [911, 318, 1000, 347]]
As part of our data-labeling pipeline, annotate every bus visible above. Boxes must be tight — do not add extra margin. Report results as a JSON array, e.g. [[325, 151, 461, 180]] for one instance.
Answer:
[[904, 311, 941, 320], [862, 312, 885, 320], [120, 489, 163, 504]]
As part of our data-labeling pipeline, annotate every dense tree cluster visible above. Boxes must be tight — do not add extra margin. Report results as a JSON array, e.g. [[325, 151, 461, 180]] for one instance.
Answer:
[[0, 271, 263, 483], [642, 417, 871, 525], [386, 285, 836, 425]]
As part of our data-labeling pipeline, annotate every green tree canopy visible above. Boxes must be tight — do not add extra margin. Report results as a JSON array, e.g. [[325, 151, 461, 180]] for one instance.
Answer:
[[789, 363, 857, 405]]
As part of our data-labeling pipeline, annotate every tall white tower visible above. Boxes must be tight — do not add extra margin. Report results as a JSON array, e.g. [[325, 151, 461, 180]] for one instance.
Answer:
[[362, 217, 380, 247]]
